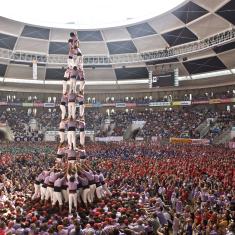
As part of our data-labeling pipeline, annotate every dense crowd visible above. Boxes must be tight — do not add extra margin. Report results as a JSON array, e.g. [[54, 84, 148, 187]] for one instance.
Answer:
[[0, 108, 103, 141], [1, 107, 235, 142], [0, 142, 234, 234], [206, 111, 235, 141], [1, 88, 235, 105]]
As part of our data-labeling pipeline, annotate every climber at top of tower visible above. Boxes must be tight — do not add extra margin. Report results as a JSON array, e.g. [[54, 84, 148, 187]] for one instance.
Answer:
[[69, 32, 82, 56]]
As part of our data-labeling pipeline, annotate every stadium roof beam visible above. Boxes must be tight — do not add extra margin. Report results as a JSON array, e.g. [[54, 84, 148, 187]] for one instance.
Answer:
[[0, 28, 234, 65]]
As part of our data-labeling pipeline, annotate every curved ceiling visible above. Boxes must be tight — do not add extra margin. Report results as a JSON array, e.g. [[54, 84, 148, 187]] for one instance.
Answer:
[[0, 0, 185, 29]]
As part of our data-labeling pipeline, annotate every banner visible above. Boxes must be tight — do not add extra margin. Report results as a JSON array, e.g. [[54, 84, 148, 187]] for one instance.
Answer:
[[43, 103, 55, 108], [126, 103, 137, 108], [219, 98, 233, 103], [95, 136, 123, 142], [209, 99, 222, 104], [92, 102, 102, 108], [170, 137, 210, 145], [191, 139, 210, 145], [85, 104, 93, 108], [149, 102, 171, 107], [172, 101, 191, 106], [0, 102, 7, 106], [192, 100, 209, 104], [22, 103, 34, 107], [11, 102, 22, 106], [102, 103, 116, 107], [33, 102, 44, 107], [115, 103, 126, 108], [136, 103, 148, 107], [170, 138, 192, 144], [3, 97, 235, 109]]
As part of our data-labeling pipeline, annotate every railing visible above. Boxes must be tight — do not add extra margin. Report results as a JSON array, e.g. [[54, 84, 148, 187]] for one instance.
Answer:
[[213, 128, 232, 145], [0, 28, 235, 65]]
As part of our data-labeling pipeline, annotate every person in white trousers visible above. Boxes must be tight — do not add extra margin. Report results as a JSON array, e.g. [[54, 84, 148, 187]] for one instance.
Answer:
[[94, 173, 103, 200], [68, 91, 76, 119], [80, 167, 96, 203], [59, 119, 67, 143], [78, 68, 85, 93], [67, 174, 78, 214], [79, 120, 85, 147], [63, 67, 71, 94], [61, 177, 68, 204], [70, 67, 79, 93], [45, 169, 60, 203], [32, 173, 43, 200], [98, 170, 112, 197], [78, 92, 84, 119], [60, 94, 68, 120], [40, 171, 49, 202], [67, 117, 78, 150], [67, 148, 77, 164], [75, 55, 83, 68], [52, 174, 64, 211], [67, 38, 75, 69], [77, 171, 91, 208], [56, 142, 67, 163]]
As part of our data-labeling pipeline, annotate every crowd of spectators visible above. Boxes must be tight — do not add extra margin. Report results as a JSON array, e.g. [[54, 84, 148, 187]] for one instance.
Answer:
[[0, 108, 103, 141], [0, 142, 234, 234], [136, 109, 216, 139], [204, 111, 235, 141], [1, 88, 235, 106], [1, 106, 235, 142]]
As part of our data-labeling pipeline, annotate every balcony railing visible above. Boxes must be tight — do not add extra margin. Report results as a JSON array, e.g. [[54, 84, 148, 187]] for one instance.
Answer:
[[0, 28, 234, 65]]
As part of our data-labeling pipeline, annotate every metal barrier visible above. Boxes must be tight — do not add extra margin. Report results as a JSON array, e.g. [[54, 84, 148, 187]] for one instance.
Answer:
[[0, 28, 234, 65]]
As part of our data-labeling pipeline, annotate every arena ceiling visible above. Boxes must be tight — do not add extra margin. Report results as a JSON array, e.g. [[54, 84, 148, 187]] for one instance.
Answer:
[[0, 0, 185, 29], [0, 0, 235, 92]]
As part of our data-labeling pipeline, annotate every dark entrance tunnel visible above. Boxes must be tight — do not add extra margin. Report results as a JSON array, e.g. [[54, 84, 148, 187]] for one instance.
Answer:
[[0, 130, 6, 141]]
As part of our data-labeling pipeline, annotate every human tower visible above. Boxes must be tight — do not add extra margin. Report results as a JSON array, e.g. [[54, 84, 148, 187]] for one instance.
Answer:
[[57, 32, 86, 162]]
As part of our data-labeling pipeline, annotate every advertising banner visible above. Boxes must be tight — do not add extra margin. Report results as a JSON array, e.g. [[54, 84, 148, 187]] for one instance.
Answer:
[[43, 103, 55, 108], [0, 102, 7, 106], [85, 104, 93, 108], [149, 102, 171, 107], [33, 102, 44, 107], [170, 138, 210, 145], [95, 136, 123, 142], [10, 102, 22, 106], [92, 102, 102, 108], [102, 103, 116, 107], [191, 139, 210, 145], [170, 138, 192, 144], [115, 103, 126, 108], [209, 99, 222, 104], [192, 100, 209, 105], [172, 101, 191, 106], [22, 103, 34, 107], [126, 103, 137, 108], [219, 98, 233, 103]]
